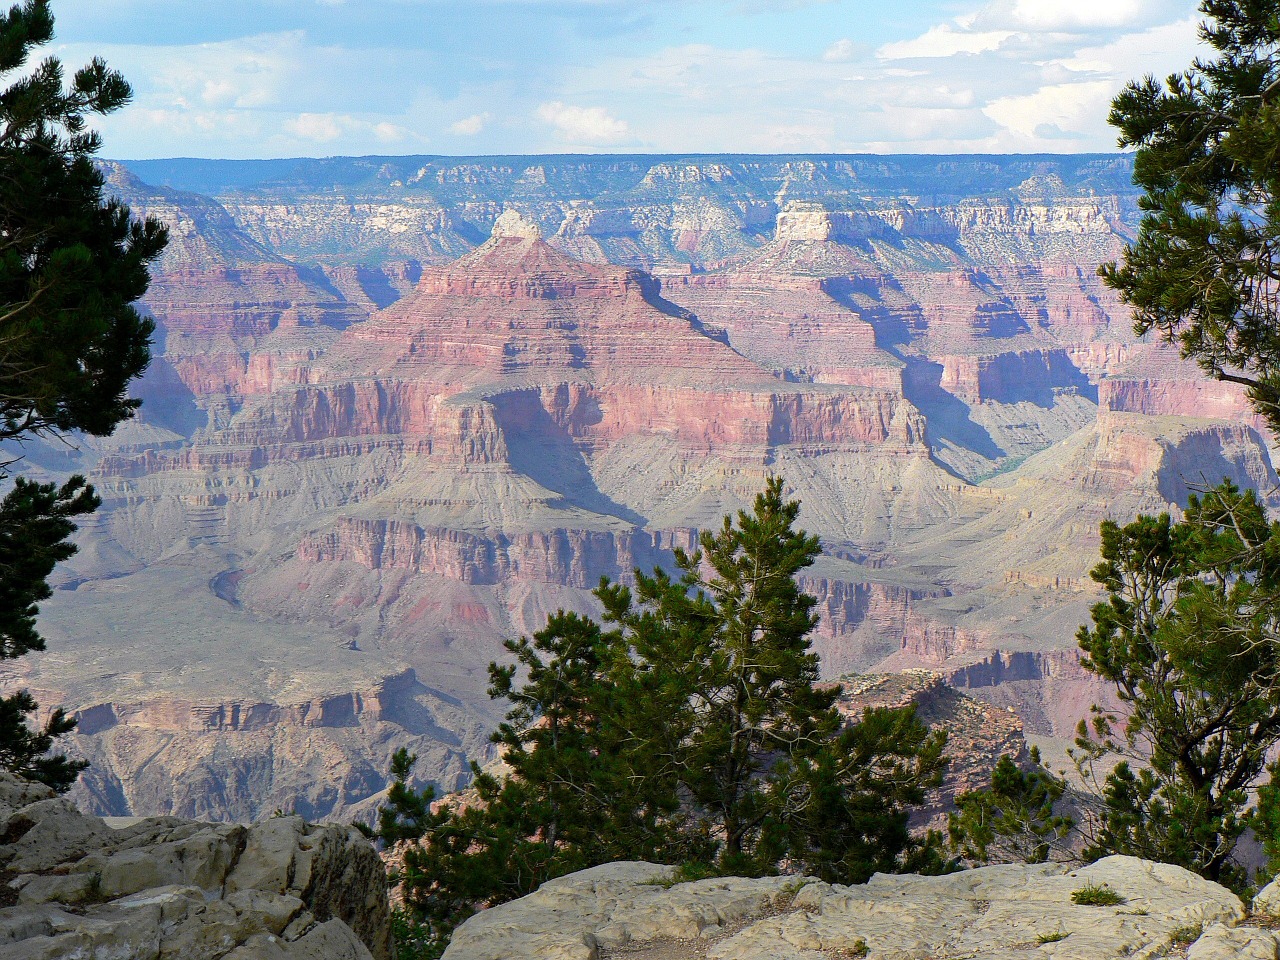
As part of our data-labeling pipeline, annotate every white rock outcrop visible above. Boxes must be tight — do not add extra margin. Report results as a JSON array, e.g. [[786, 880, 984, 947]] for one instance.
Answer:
[[490, 208, 542, 241], [0, 772, 389, 960], [1254, 876, 1280, 918], [443, 856, 1270, 960]]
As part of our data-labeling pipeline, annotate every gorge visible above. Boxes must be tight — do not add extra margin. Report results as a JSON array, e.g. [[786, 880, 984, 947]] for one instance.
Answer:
[[10, 154, 1274, 823]]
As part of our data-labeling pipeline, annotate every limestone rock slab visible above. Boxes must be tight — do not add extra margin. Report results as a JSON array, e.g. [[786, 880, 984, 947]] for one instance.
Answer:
[[0, 771, 389, 960], [443, 855, 1248, 960], [1187, 923, 1280, 960], [1254, 877, 1280, 918]]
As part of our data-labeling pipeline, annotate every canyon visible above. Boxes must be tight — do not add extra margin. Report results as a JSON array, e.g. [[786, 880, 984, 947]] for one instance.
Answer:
[[9, 154, 1274, 822]]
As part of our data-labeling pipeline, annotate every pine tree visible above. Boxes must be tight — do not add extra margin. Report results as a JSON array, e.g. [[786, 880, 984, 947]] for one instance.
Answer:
[[947, 749, 1074, 865], [0, 0, 167, 790], [380, 479, 948, 953], [486, 609, 681, 865], [600, 477, 837, 873], [1073, 481, 1280, 885], [0, 476, 99, 787], [1100, 1, 1280, 429], [383, 612, 681, 958], [778, 703, 950, 883]]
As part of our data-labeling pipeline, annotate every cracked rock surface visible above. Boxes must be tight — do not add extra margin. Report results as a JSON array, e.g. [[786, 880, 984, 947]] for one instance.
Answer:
[[443, 856, 1272, 960], [0, 772, 390, 960]]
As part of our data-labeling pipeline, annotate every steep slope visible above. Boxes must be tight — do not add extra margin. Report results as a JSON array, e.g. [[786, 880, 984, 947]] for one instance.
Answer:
[[659, 198, 1121, 482]]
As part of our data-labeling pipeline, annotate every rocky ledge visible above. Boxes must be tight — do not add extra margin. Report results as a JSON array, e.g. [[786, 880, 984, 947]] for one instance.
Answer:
[[443, 857, 1279, 960], [0, 773, 390, 960]]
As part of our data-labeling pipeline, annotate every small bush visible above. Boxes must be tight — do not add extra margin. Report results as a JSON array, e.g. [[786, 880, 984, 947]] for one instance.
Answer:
[[1169, 923, 1203, 947], [644, 861, 719, 889], [842, 940, 868, 958], [1036, 930, 1069, 943], [390, 908, 443, 960], [1070, 883, 1126, 906]]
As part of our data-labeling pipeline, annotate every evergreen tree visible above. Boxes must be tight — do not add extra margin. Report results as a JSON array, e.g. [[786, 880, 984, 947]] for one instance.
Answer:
[[0, 476, 98, 787], [383, 612, 684, 958], [947, 748, 1074, 865], [376, 748, 436, 847], [777, 703, 950, 883], [380, 479, 949, 956], [1100, 1, 1280, 429], [602, 476, 843, 874], [0, 0, 167, 790], [1073, 481, 1280, 885]]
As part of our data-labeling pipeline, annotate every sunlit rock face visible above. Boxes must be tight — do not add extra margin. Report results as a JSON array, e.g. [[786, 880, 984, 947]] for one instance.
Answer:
[[21, 156, 1274, 823], [440, 856, 1250, 960]]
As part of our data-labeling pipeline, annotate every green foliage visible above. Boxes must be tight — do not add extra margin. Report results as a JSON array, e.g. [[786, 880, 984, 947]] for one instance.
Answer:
[[1099, 1, 1280, 430], [0, 687, 82, 789], [377, 749, 437, 847], [0, 475, 99, 661], [1252, 761, 1280, 879], [776, 703, 950, 884], [389, 907, 440, 960], [1169, 923, 1204, 947], [0, 0, 167, 441], [488, 609, 683, 866], [600, 476, 841, 875], [0, 1, 166, 791], [1070, 883, 1126, 906], [378, 478, 947, 955], [641, 860, 721, 889], [381, 611, 692, 956], [0, 475, 98, 792], [380, 760, 510, 957], [948, 748, 1074, 865], [1036, 931, 1070, 944], [1073, 480, 1280, 885]]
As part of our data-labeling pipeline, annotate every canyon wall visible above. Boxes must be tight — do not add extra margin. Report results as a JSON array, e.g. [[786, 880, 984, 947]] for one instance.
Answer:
[[10, 155, 1273, 822]]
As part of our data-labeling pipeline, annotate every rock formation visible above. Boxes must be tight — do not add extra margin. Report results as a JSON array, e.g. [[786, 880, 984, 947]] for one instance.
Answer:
[[440, 857, 1261, 960], [834, 672, 1028, 827], [0, 771, 390, 959], [10, 155, 1275, 822]]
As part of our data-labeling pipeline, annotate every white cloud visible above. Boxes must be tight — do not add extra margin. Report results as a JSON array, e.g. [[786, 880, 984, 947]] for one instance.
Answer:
[[535, 101, 630, 144], [1009, 0, 1158, 31], [879, 24, 1015, 60], [138, 32, 301, 112], [374, 122, 410, 142], [198, 79, 237, 107], [450, 112, 491, 136], [983, 79, 1115, 140], [68, 0, 1211, 157], [283, 112, 345, 142], [822, 39, 856, 62], [1060, 15, 1200, 75]]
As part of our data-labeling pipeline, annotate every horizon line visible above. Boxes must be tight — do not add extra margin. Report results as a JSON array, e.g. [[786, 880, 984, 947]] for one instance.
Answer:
[[114, 150, 1135, 164]]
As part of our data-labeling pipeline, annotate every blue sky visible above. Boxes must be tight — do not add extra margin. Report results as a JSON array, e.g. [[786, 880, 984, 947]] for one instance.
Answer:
[[53, 0, 1206, 158]]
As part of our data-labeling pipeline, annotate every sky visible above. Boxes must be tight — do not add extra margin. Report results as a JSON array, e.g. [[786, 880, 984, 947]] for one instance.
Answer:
[[52, 0, 1209, 159]]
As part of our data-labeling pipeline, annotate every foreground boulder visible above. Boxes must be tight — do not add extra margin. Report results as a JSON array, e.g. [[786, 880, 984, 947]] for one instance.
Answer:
[[0, 772, 390, 960], [443, 857, 1260, 960]]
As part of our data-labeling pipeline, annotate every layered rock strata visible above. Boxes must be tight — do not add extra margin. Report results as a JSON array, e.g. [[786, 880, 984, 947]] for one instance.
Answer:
[[18, 158, 1277, 823]]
